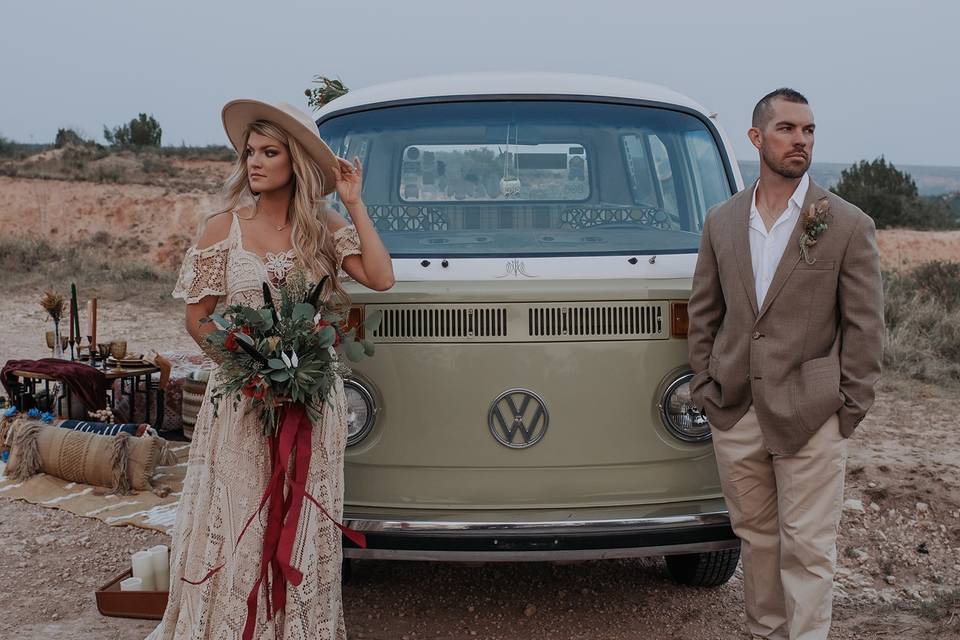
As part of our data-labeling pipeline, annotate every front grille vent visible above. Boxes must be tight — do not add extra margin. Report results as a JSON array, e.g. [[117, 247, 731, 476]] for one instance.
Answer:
[[528, 303, 664, 338], [374, 306, 508, 340]]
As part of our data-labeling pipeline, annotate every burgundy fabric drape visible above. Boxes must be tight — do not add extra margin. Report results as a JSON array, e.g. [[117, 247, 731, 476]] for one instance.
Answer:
[[2, 358, 107, 412]]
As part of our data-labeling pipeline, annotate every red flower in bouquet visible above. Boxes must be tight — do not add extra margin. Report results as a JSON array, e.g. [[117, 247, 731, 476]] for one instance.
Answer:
[[314, 319, 340, 347], [225, 325, 252, 351], [241, 374, 267, 400]]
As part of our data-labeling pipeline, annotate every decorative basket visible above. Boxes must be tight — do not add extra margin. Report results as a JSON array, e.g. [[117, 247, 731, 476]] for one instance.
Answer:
[[180, 376, 207, 441]]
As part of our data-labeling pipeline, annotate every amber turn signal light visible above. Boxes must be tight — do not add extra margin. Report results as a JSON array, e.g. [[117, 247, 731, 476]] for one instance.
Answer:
[[671, 301, 689, 338], [347, 305, 365, 340]]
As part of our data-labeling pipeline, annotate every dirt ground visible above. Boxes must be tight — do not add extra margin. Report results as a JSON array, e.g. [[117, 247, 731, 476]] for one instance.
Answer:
[[1, 295, 959, 638]]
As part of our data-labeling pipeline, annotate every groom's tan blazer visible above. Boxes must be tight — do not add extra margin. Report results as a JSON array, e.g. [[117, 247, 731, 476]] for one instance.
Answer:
[[688, 180, 884, 455]]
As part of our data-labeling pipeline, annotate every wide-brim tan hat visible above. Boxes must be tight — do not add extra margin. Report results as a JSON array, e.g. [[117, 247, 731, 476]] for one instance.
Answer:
[[222, 99, 339, 195]]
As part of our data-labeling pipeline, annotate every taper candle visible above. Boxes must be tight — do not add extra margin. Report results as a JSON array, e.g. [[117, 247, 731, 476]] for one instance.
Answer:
[[70, 283, 80, 342], [90, 298, 98, 347]]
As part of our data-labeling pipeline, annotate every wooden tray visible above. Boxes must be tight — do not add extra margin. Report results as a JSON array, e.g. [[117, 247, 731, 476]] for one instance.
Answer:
[[95, 568, 168, 620]]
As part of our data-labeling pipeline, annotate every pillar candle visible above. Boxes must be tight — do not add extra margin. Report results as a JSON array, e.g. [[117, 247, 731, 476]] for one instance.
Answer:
[[69, 301, 75, 342], [120, 577, 144, 592], [148, 544, 170, 591], [131, 550, 156, 591]]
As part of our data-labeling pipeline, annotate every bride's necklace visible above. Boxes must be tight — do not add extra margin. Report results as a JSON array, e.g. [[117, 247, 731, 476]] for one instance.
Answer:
[[251, 203, 289, 231]]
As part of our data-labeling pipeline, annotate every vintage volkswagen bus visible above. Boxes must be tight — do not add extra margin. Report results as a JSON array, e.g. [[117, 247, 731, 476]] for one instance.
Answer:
[[316, 73, 744, 586]]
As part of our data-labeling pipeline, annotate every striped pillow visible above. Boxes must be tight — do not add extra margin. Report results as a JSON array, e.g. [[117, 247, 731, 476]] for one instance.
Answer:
[[57, 420, 146, 437]]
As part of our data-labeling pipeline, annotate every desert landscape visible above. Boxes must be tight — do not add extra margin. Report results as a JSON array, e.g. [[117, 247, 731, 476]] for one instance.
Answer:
[[1, 161, 959, 638]]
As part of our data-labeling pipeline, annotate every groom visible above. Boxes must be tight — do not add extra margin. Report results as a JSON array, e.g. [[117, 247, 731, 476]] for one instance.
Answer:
[[688, 89, 883, 639]]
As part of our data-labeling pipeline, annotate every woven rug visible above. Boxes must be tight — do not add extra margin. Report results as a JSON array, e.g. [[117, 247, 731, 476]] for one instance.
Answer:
[[0, 441, 189, 534]]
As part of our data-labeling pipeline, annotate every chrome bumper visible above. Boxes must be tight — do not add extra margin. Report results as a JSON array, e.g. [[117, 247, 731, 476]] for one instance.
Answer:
[[343, 501, 737, 561]]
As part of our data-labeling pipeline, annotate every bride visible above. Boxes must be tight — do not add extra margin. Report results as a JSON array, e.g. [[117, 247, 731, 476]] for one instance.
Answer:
[[150, 99, 393, 639]]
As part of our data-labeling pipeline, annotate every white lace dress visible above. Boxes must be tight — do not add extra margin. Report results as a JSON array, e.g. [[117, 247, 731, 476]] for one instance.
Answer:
[[148, 212, 362, 640]]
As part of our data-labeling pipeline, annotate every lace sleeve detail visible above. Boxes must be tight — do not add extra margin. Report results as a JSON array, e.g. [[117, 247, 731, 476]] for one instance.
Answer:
[[333, 224, 362, 269], [172, 241, 230, 304]]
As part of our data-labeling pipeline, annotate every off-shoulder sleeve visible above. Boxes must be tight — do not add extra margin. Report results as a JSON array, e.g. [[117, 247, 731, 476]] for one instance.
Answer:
[[333, 224, 362, 269], [172, 240, 230, 304]]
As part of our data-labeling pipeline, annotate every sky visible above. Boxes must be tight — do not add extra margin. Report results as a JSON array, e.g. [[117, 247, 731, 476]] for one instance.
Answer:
[[2, 0, 958, 166]]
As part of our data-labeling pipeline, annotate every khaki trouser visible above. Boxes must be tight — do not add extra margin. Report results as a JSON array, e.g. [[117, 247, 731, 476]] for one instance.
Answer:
[[711, 405, 847, 640]]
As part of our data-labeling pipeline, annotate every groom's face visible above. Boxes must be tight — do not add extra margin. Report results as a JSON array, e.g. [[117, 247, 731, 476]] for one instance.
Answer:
[[753, 99, 816, 179]]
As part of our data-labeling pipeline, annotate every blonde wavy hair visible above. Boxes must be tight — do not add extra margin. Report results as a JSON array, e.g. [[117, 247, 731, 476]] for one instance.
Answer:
[[207, 119, 348, 305]]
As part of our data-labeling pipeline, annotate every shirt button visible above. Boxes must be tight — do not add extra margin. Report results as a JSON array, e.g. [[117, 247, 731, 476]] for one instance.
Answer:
[[752, 331, 762, 340]]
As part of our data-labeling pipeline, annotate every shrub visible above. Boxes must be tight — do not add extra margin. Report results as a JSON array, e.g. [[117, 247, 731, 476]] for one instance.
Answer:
[[55, 128, 88, 148], [833, 158, 958, 230], [883, 260, 960, 385], [0, 235, 176, 302], [158, 144, 235, 161], [141, 156, 177, 175], [92, 165, 122, 183], [104, 113, 162, 148]]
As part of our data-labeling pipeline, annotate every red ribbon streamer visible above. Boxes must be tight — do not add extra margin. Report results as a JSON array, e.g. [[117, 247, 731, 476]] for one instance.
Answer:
[[181, 402, 367, 640]]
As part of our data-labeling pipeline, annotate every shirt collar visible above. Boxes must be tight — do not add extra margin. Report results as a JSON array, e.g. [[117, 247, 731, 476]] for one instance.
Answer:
[[750, 173, 810, 222]]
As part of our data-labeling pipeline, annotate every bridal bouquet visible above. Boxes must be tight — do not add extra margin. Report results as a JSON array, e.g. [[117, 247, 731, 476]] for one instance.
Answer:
[[203, 270, 381, 435]]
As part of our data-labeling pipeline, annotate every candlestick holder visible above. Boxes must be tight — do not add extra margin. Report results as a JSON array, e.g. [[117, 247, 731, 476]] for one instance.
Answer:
[[87, 336, 99, 368], [98, 343, 112, 368]]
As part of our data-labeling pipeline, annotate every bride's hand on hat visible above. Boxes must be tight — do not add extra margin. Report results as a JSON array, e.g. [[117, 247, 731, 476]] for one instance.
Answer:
[[335, 156, 363, 206]]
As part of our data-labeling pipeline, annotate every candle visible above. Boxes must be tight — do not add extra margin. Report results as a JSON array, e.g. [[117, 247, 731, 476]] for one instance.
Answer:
[[69, 299, 75, 342], [120, 577, 144, 592], [91, 297, 97, 347], [131, 550, 156, 591], [70, 283, 80, 342], [148, 544, 170, 591]]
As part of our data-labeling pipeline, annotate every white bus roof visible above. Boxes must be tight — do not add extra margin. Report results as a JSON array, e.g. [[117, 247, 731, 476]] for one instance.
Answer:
[[313, 72, 715, 120]]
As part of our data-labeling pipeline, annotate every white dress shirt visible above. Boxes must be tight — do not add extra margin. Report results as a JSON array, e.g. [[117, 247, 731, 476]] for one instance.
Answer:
[[749, 173, 809, 308]]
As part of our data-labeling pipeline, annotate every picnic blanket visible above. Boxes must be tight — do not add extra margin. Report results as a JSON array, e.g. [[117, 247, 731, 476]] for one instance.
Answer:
[[0, 441, 190, 534]]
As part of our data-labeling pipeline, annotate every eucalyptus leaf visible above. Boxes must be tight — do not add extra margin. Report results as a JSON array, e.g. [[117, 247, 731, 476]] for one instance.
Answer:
[[293, 303, 316, 323], [362, 340, 376, 357], [259, 309, 275, 329], [241, 307, 263, 326], [316, 325, 336, 348], [363, 309, 383, 332], [344, 340, 365, 362], [235, 331, 255, 346], [270, 370, 290, 382], [206, 329, 228, 345], [268, 358, 286, 370], [208, 313, 229, 330]]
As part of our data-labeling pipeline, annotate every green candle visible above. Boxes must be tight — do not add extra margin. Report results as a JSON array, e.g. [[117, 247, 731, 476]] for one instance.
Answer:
[[70, 283, 81, 342]]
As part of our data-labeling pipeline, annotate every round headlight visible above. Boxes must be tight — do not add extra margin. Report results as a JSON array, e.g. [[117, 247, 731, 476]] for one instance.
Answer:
[[344, 378, 377, 446], [659, 373, 711, 442]]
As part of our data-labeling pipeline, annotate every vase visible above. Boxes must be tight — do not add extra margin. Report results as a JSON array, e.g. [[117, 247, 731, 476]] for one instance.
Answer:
[[52, 320, 65, 359]]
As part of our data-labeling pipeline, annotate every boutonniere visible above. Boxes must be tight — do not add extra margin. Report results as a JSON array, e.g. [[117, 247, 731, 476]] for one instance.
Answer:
[[799, 196, 832, 264]]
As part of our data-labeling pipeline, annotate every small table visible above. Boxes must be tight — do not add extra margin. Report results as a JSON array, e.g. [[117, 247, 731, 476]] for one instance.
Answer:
[[8, 365, 165, 429]]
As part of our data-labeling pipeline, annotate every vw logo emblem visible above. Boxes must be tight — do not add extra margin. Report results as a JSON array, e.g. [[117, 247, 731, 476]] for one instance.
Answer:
[[488, 388, 549, 449]]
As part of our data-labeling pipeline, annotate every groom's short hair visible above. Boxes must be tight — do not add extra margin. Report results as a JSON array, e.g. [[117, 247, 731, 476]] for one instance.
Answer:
[[752, 88, 809, 129]]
